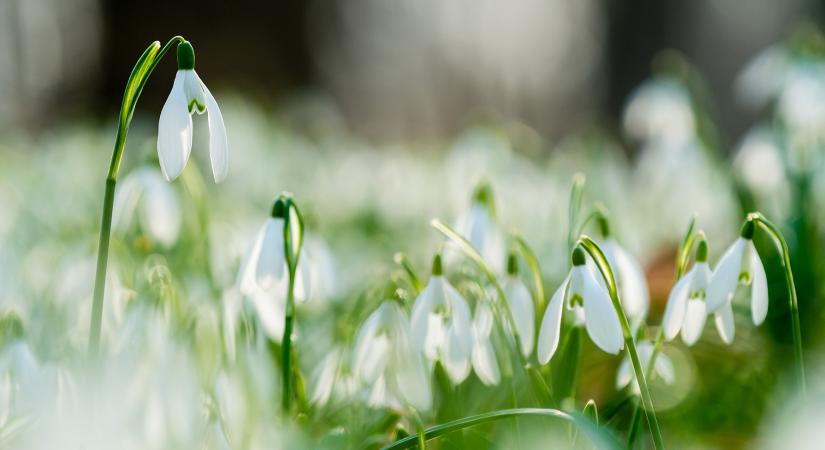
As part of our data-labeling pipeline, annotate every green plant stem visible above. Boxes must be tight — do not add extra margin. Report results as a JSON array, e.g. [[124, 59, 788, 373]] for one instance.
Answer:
[[749, 212, 806, 393], [379, 408, 617, 450], [578, 236, 664, 450], [281, 266, 297, 413], [88, 36, 183, 358]]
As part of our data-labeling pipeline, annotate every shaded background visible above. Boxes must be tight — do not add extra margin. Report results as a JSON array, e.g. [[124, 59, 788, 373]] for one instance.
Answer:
[[0, 0, 819, 145]]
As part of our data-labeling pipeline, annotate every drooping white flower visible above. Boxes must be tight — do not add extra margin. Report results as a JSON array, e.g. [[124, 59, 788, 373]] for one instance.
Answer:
[[157, 40, 228, 183], [502, 253, 535, 356], [706, 221, 768, 331], [615, 340, 675, 395], [114, 167, 182, 247], [661, 240, 734, 345], [353, 301, 431, 412], [237, 203, 287, 296], [622, 76, 695, 145], [537, 246, 624, 364], [471, 302, 500, 386], [410, 254, 473, 384], [452, 182, 506, 274], [309, 347, 358, 408]]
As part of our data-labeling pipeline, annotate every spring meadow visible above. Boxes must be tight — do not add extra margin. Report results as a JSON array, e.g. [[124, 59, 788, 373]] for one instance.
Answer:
[[4, 4, 825, 450]]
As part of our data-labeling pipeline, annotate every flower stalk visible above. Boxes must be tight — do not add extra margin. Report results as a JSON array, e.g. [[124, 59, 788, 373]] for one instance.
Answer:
[[89, 36, 185, 357], [280, 195, 305, 413], [577, 236, 665, 450]]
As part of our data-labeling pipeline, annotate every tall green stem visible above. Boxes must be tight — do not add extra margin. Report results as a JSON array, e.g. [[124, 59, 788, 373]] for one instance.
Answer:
[[88, 36, 184, 357], [280, 197, 305, 413], [578, 236, 665, 450], [281, 265, 297, 412], [748, 212, 806, 393]]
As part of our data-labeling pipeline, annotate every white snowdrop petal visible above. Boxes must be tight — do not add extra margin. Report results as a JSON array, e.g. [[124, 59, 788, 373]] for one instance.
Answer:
[[472, 338, 500, 386], [443, 326, 472, 384], [140, 175, 182, 246], [749, 242, 769, 325], [662, 270, 692, 340], [615, 356, 633, 389], [473, 302, 495, 338], [706, 239, 746, 312], [537, 277, 567, 364], [112, 171, 143, 233], [680, 298, 707, 346], [655, 352, 676, 385], [310, 350, 341, 406], [157, 72, 193, 181], [506, 277, 535, 356], [352, 307, 383, 381], [255, 218, 286, 290], [582, 271, 624, 355], [251, 289, 285, 343], [609, 241, 650, 321], [197, 73, 229, 183], [237, 223, 267, 295], [714, 302, 736, 345]]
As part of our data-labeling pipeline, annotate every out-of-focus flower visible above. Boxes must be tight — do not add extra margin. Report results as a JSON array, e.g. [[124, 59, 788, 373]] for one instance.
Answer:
[[706, 221, 768, 334], [734, 45, 791, 110], [353, 301, 430, 412], [452, 181, 506, 274], [502, 253, 535, 356], [410, 254, 473, 384], [157, 41, 228, 182], [471, 302, 500, 386], [615, 340, 675, 395], [537, 247, 624, 364], [623, 76, 695, 145], [113, 167, 182, 247], [733, 127, 791, 220], [238, 203, 287, 295], [309, 347, 358, 408]]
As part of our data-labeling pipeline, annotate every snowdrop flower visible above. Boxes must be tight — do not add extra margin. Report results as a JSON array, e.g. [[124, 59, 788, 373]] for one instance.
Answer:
[[353, 301, 431, 412], [615, 340, 675, 395], [309, 347, 358, 407], [237, 200, 288, 295], [706, 220, 768, 333], [662, 240, 734, 345], [410, 254, 473, 384], [595, 218, 649, 324], [471, 302, 500, 386], [622, 76, 695, 145], [157, 40, 228, 182], [453, 181, 506, 273], [537, 246, 624, 364], [114, 167, 181, 247], [502, 253, 535, 356]]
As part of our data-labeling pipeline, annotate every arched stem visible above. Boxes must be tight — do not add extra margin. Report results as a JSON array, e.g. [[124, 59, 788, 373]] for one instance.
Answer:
[[281, 196, 305, 413], [379, 408, 618, 450], [577, 236, 665, 450], [89, 36, 184, 357]]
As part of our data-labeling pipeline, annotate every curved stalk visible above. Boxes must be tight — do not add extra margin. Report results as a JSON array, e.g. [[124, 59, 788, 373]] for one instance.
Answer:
[[379, 408, 618, 450], [577, 236, 665, 450], [281, 197, 305, 413], [511, 233, 546, 321], [748, 212, 806, 393], [89, 36, 184, 357], [567, 173, 586, 255]]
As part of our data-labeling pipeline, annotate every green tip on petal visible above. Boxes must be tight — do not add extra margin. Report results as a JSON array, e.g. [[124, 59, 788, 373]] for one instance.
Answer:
[[740, 219, 755, 240], [431, 253, 443, 276], [472, 180, 495, 216], [177, 41, 195, 70], [271, 198, 286, 218], [696, 239, 708, 262], [507, 252, 518, 276], [572, 246, 586, 266], [596, 214, 611, 238]]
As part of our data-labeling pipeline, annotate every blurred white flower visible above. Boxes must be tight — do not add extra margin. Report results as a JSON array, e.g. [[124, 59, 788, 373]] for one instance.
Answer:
[[309, 347, 358, 407], [537, 247, 624, 364], [598, 236, 649, 325], [114, 167, 182, 247], [734, 45, 791, 110], [733, 126, 791, 219], [706, 224, 768, 334], [238, 213, 287, 295], [471, 302, 500, 386], [623, 77, 695, 145], [353, 301, 430, 412], [410, 255, 473, 384], [157, 41, 228, 183], [778, 64, 825, 140], [615, 340, 675, 395], [502, 255, 535, 357], [452, 182, 506, 274]]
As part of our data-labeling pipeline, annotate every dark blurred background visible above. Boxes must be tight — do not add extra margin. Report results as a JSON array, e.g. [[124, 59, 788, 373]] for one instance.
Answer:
[[0, 0, 820, 145]]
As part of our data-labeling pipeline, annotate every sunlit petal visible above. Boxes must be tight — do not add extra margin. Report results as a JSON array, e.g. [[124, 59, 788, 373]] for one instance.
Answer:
[[706, 239, 746, 312], [157, 71, 193, 181], [680, 298, 707, 346], [196, 73, 229, 183], [749, 242, 769, 326], [582, 270, 624, 355], [255, 218, 286, 290], [505, 276, 535, 356], [537, 276, 567, 364], [662, 269, 692, 340], [714, 301, 736, 345]]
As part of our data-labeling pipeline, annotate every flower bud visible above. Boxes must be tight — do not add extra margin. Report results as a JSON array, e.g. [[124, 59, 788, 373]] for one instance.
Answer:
[[177, 40, 195, 70]]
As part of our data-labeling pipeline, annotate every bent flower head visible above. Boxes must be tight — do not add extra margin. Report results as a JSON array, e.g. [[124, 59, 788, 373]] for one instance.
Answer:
[[537, 246, 624, 365], [157, 40, 229, 183]]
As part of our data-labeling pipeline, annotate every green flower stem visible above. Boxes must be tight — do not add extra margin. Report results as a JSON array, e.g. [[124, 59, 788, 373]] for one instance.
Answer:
[[394, 252, 423, 294], [748, 212, 806, 393], [578, 236, 665, 450], [89, 36, 184, 357], [281, 197, 305, 414], [567, 173, 586, 255], [628, 218, 698, 448], [512, 233, 546, 321], [379, 408, 618, 450]]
